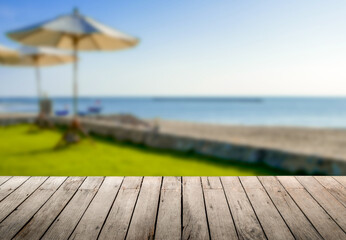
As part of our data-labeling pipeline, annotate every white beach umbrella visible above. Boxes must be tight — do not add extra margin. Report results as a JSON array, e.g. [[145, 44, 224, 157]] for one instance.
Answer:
[[7, 46, 75, 100], [0, 44, 19, 65], [20, 46, 75, 100], [7, 8, 139, 116]]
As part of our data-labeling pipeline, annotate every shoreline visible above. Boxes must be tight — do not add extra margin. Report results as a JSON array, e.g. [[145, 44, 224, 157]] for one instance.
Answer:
[[1, 113, 346, 174], [2, 113, 346, 160]]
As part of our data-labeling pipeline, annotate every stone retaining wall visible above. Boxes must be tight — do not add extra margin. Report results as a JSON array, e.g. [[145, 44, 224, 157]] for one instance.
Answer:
[[1, 115, 345, 175]]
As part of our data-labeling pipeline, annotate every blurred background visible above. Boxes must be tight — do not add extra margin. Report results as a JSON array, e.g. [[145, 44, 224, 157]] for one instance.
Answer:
[[1, 0, 346, 176]]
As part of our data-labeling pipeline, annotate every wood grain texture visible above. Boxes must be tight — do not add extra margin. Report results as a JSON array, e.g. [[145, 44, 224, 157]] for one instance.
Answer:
[[278, 176, 346, 240], [333, 176, 346, 187], [126, 177, 162, 240], [155, 177, 182, 240], [240, 176, 294, 240], [258, 176, 322, 240], [0, 176, 29, 201], [13, 177, 85, 240], [98, 177, 143, 240], [70, 177, 123, 240], [0, 176, 344, 240], [296, 176, 346, 231], [41, 177, 104, 240], [0, 176, 11, 187], [201, 177, 238, 240], [182, 177, 210, 240], [0, 177, 66, 240], [314, 176, 346, 207], [221, 177, 266, 240], [0, 177, 47, 222]]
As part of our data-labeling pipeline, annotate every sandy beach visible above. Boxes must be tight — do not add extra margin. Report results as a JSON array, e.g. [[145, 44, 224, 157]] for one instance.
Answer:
[[155, 119, 346, 161]]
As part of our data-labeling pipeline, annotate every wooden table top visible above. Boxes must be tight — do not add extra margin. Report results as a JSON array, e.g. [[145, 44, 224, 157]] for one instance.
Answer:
[[0, 176, 345, 240]]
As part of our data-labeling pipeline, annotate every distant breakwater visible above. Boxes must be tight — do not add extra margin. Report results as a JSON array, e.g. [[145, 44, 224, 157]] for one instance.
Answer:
[[0, 114, 345, 175]]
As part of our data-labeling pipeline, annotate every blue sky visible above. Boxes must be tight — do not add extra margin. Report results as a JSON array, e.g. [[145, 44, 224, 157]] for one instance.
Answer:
[[1, 0, 346, 97]]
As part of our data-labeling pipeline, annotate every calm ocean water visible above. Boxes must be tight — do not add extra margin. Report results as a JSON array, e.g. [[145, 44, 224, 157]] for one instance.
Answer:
[[1, 97, 346, 128]]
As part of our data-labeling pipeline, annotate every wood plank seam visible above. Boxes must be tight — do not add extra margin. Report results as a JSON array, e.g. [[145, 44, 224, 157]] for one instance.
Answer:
[[332, 177, 346, 187], [152, 176, 164, 240], [123, 176, 145, 240], [218, 176, 240, 240], [313, 176, 346, 208], [12, 177, 86, 240], [257, 176, 302, 239], [259, 177, 324, 240], [2, 177, 69, 238], [0, 177, 68, 239], [294, 176, 346, 233], [199, 177, 212, 240], [274, 176, 323, 236], [35, 177, 88, 240], [0, 177, 49, 224], [220, 177, 267, 240], [237, 177, 269, 240], [275, 176, 344, 239], [0, 176, 30, 203], [0, 177, 12, 187], [95, 177, 125, 240], [126, 177, 162, 239], [42, 177, 105, 240], [0, 176, 344, 240], [98, 177, 143, 240], [66, 177, 106, 240], [181, 176, 183, 240]]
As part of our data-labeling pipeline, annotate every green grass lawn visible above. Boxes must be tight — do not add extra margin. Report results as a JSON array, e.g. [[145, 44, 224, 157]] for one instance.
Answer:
[[0, 124, 286, 176]]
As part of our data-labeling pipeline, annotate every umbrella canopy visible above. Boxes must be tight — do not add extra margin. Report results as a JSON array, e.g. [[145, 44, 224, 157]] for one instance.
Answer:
[[7, 8, 139, 116], [7, 9, 139, 51], [6, 46, 75, 100], [18, 46, 75, 66], [0, 44, 19, 65]]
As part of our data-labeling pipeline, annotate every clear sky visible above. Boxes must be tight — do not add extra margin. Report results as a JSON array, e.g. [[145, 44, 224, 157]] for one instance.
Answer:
[[1, 0, 346, 97]]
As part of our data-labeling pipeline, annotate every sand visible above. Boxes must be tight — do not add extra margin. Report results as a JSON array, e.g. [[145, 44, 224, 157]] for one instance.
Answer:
[[155, 119, 346, 160]]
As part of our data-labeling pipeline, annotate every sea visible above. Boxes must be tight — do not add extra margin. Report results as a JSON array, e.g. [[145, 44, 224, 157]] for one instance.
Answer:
[[1, 97, 346, 129]]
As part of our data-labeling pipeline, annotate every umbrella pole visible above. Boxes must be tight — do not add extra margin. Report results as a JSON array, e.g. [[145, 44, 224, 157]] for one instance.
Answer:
[[73, 44, 78, 117], [35, 64, 42, 120], [57, 38, 89, 146], [35, 65, 41, 101], [34, 63, 51, 129]]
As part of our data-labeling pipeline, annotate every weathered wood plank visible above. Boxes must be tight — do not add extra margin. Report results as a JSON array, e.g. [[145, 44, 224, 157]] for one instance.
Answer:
[[240, 176, 294, 240], [126, 177, 162, 240], [98, 177, 142, 240], [41, 177, 104, 240], [220, 177, 266, 240], [0, 176, 342, 240], [278, 176, 346, 240], [13, 177, 85, 240], [69, 177, 123, 240], [258, 176, 322, 240], [155, 177, 182, 240], [333, 176, 346, 187], [314, 176, 346, 207], [0, 177, 66, 240], [201, 177, 238, 240], [0, 176, 11, 187], [276, 176, 303, 189], [296, 176, 346, 231], [182, 177, 210, 240], [0, 176, 29, 201], [0, 177, 47, 222]]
